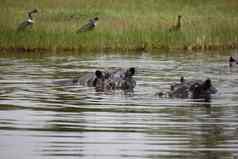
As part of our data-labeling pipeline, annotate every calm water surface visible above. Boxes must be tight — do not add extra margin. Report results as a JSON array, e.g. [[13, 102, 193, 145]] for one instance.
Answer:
[[1, 51, 238, 159]]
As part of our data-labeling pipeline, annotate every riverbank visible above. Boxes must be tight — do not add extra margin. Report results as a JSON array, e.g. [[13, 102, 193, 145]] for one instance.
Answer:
[[1, 0, 238, 53]]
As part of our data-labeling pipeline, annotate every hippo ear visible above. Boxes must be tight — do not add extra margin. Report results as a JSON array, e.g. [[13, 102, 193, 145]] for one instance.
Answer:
[[95, 70, 103, 79], [124, 67, 135, 78], [128, 67, 136, 76], [203, 78, 212, 90]]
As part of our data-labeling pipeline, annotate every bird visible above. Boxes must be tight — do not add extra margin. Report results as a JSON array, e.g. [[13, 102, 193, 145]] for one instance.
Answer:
[[169, 15, 182, 32], [77, 17, 99, 33], [17, 9, 38, 32], [229, 56, 238, 67]]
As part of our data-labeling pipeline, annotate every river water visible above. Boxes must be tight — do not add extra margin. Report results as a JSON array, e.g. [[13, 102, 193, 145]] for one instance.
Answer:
[[0, 51, 238, 159]]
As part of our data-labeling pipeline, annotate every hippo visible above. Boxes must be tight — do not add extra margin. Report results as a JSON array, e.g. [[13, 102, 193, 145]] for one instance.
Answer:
[[78, 67, 136, 92], [156, 77, 217, 101], [189, 78, 217, 101]]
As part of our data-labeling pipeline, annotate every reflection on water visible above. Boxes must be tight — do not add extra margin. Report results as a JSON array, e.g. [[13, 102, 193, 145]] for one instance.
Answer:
[[1, 51, 238, 159]]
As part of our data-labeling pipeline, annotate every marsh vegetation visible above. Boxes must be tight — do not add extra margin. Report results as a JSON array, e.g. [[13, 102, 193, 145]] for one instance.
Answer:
[[1, 0, 238, 52]]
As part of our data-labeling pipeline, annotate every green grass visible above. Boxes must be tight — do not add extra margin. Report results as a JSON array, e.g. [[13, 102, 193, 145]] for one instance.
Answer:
[[0, 0, 238, 52]]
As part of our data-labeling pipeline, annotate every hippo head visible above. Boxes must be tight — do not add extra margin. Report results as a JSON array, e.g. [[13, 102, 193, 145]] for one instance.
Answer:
[[90, 67, 136, 92], [190, 78, 216, 101]]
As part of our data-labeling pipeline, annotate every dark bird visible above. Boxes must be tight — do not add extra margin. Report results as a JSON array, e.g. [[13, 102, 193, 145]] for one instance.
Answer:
[[169, 15, 182, 32], [17, 9, 38, 31], [77, 17, 99, 33], [229, 56, 238, 67]]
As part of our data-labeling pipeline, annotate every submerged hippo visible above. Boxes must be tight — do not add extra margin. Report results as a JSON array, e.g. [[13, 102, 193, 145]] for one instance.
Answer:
[[157, 77, 217, 101], [78, 67, 136, 92]]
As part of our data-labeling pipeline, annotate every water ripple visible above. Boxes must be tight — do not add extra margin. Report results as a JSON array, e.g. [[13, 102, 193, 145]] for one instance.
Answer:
[[0, 52, 238, 159]]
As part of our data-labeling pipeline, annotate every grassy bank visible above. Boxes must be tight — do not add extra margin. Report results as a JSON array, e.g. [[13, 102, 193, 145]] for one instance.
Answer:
[[0, 0, 238, 52]]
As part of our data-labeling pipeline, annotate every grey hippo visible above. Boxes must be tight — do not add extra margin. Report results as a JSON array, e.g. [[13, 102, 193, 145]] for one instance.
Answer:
[[156, 77, 217, 101], [77, 67, 136, 92]]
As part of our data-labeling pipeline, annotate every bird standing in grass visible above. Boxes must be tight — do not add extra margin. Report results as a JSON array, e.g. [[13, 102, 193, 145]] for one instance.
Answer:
[[17, 9, 38, 31], [169, 15, 182, 32], [77, 17, 99, 33]]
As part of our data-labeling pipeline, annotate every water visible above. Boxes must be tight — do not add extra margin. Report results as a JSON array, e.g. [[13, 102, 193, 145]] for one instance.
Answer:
[[0, 51, 238, 159]]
